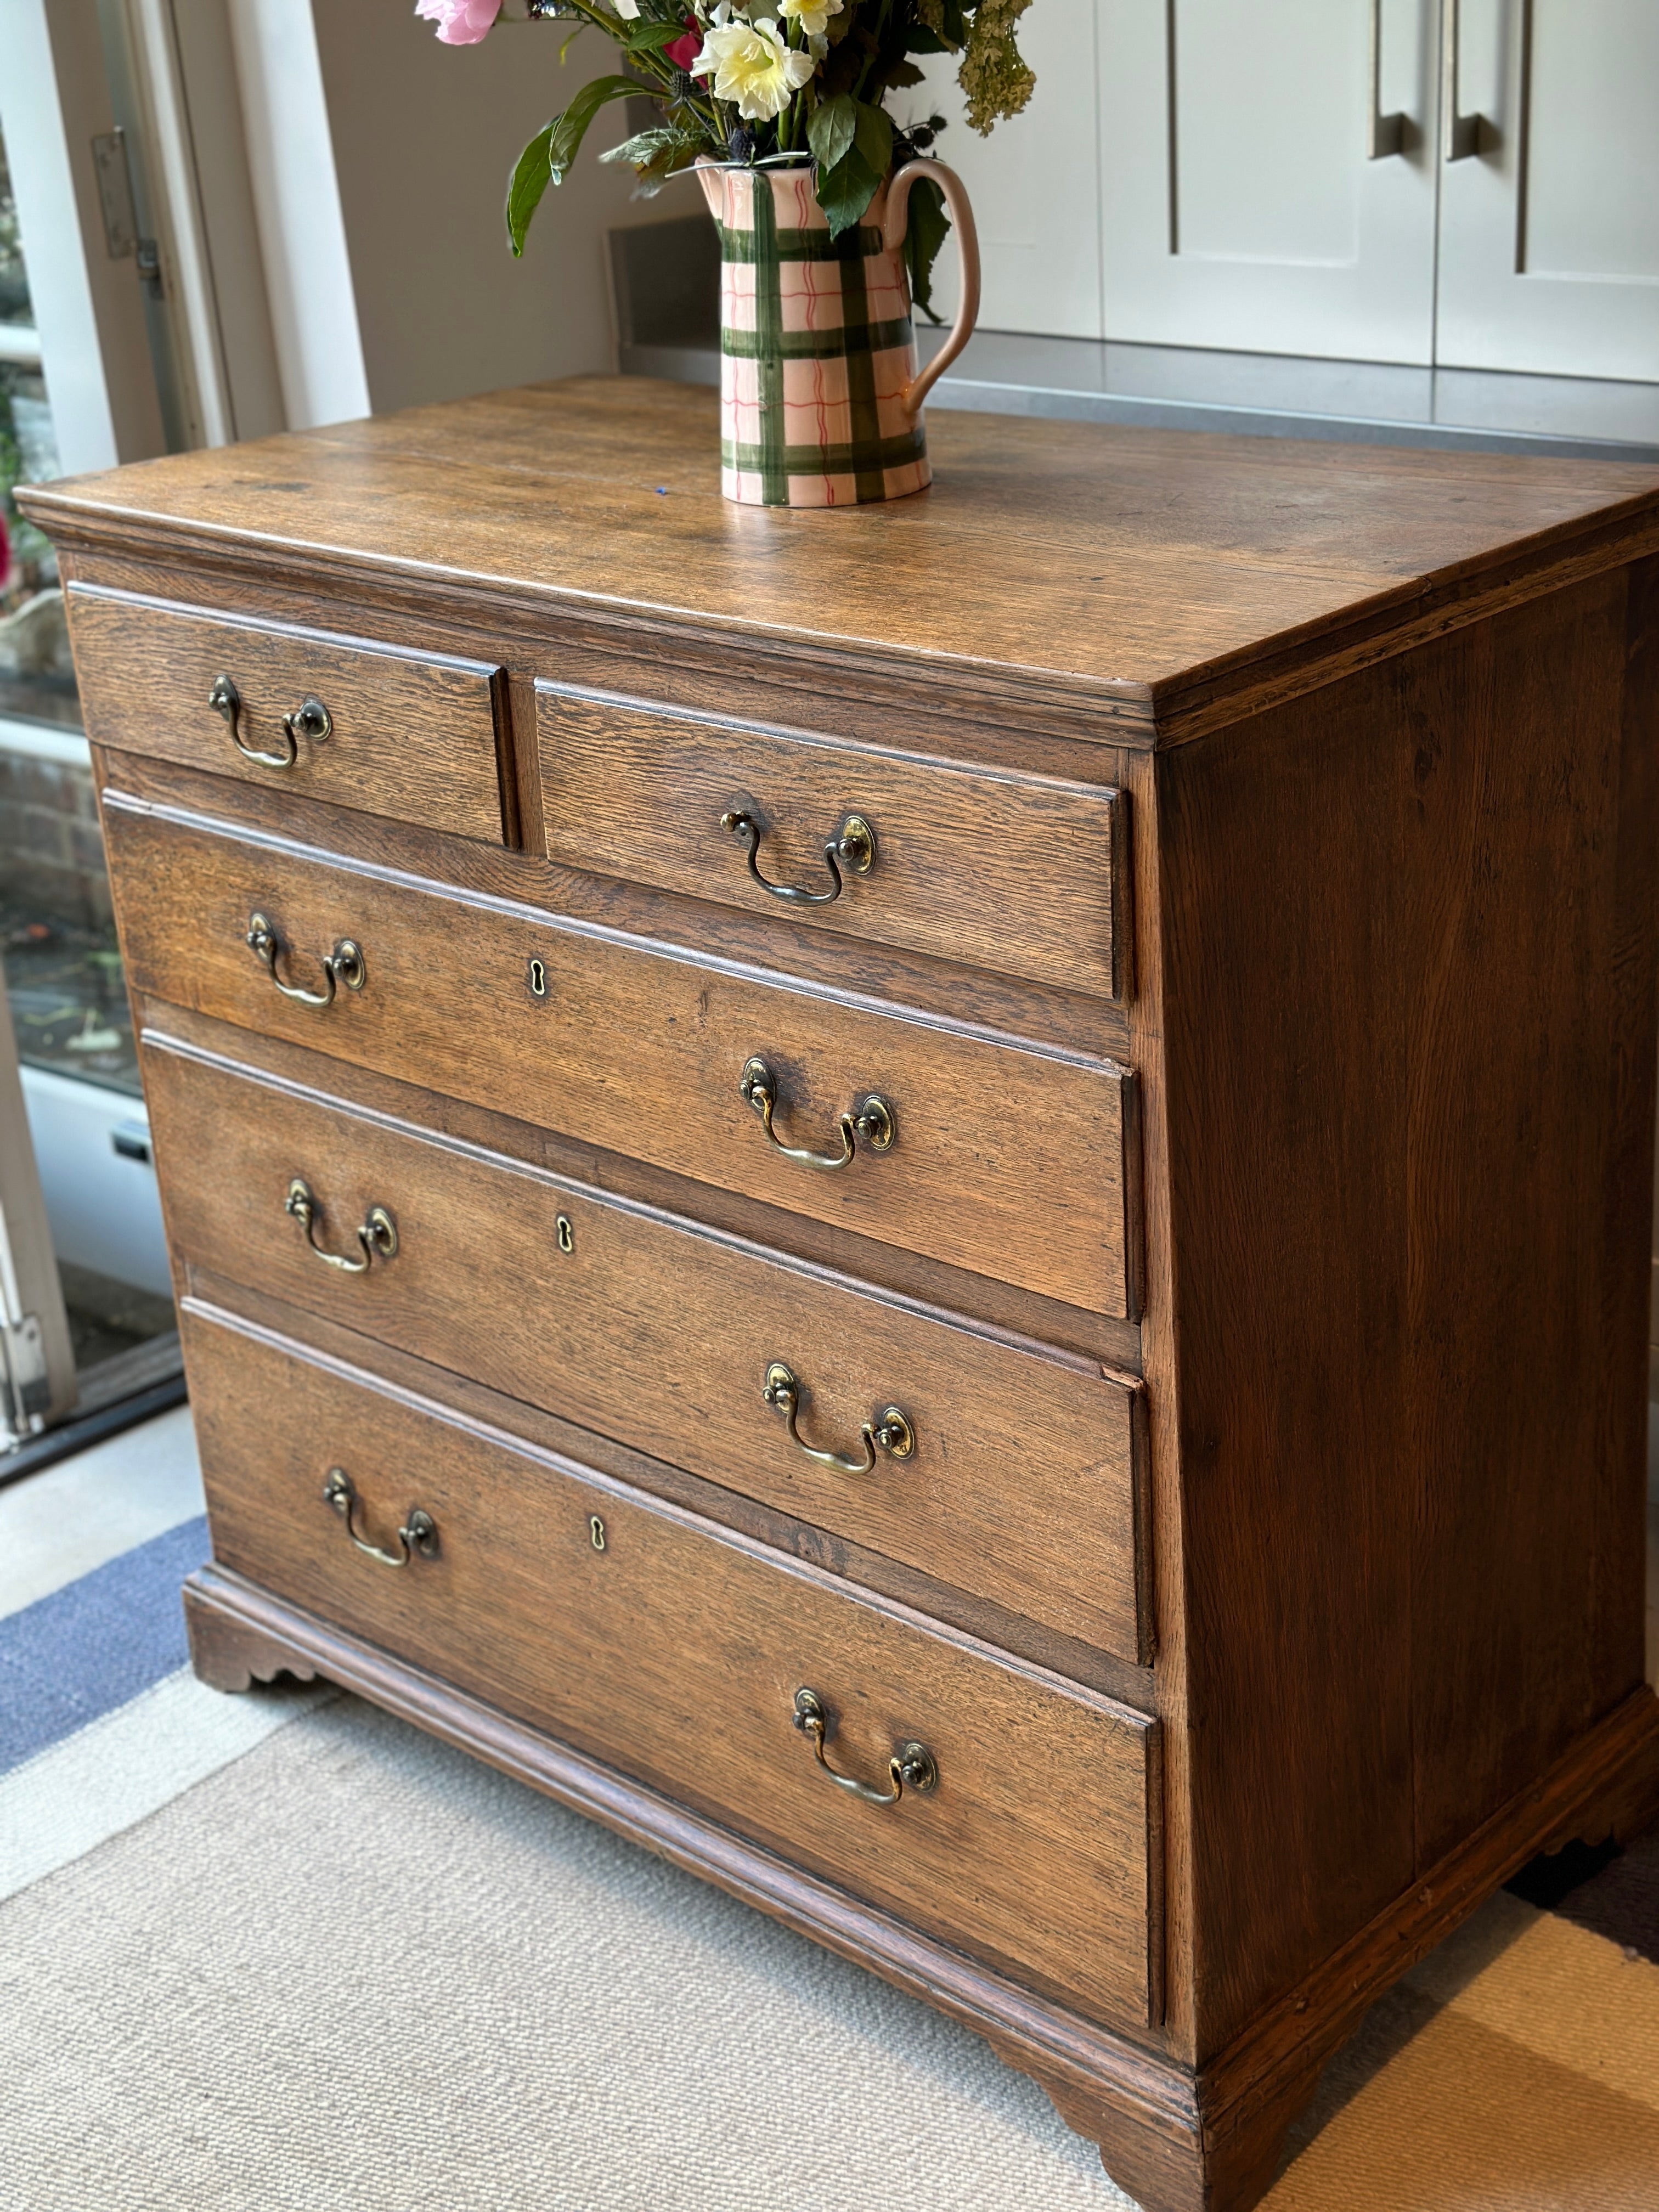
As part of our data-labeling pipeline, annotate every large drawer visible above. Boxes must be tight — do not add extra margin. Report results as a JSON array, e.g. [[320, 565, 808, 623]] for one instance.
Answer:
[[183, 1300, 1161, 2029], [68, 584, 514, 845], [105, 799, 1137, 1318], [145, 1035, 1149, 1662], [537, 682, 1130, 999]]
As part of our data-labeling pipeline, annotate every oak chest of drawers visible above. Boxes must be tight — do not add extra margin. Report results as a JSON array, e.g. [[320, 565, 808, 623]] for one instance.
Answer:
[[24, 381, 1659, 2212]]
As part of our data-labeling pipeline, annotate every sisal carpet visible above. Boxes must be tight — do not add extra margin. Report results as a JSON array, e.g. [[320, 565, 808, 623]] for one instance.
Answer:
[[1, 1415, 1656, 2211]]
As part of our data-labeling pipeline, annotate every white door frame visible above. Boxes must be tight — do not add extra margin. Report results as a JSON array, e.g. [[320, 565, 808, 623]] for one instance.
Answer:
[[0, 991, 76, 1443]]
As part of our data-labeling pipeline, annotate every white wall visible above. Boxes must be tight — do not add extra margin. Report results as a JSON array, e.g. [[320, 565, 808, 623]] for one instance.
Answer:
[[310, 2, 677, 417]]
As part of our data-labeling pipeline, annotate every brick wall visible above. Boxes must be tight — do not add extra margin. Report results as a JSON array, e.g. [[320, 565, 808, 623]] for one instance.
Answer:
[[0, 749, 112, 934]]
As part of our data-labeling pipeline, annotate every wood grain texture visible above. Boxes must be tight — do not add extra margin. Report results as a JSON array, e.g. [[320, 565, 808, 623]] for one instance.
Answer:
[[1158, 558, 1659, 2057], [67, 582, 513, 845], [182, 1544, 1659, 2212], [137, 989, 1142, 1375], [537, 680, 1127, 999], [1195, 1683, 1659, 2167], [183, 1557, 1202, 2164], [186, 1260, 1158, 1705], [143, 1032, 1150, 1661], [103, 797, 1135, 1317], [30, 386, 1659, 2212], [101, 731, 1136, 1068], [181, 1296, 1161, 2030], [20, 379, 1659, 744]]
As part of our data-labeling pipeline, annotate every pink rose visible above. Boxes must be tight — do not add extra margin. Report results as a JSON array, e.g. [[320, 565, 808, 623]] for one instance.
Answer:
[[664, 17, 702, 67], [415, 0, 503, 45]]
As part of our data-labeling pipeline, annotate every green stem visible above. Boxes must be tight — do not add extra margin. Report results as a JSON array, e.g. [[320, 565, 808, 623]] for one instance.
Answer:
[[851, 0, 893, 100]]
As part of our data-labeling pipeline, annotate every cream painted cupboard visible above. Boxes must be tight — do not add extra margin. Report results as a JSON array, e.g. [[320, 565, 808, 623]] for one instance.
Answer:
[[919, 0, 1659, 379]]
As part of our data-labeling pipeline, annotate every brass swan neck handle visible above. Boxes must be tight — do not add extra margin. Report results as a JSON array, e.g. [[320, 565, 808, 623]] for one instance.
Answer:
[[210, 673, 295, 769], [321, 1469, 437, 1568], [285, 1178, 398, 1273], [792, 1688, 937, 1807], [762, 1361, 914, 1476], [246, 912, 365, 1008], [721, 809, 875, 906], [208, 675, 332, 769], [740, 1056, 894, 1172]]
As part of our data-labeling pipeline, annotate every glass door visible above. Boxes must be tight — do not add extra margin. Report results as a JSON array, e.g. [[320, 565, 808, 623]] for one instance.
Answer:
[[1, 95, 179, 1468]]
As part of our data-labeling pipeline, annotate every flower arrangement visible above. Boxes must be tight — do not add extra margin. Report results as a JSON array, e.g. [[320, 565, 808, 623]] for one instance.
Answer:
[[415, 0, 1034, 312]]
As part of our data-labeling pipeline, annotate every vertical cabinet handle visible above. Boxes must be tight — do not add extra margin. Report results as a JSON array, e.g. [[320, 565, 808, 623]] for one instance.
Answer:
[[1442, 0, 1488, 161], [1367, 0, 1406, 157]]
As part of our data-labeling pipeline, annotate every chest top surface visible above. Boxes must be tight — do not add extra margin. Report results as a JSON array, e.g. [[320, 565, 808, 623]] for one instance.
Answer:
[[22, 376, 1659, 740]]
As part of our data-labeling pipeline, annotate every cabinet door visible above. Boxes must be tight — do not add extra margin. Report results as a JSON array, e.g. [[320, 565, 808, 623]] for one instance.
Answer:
[[1098, 0, 1439, 363], [1435, 0, 1659, 380], [915, 0, 1103, 338]]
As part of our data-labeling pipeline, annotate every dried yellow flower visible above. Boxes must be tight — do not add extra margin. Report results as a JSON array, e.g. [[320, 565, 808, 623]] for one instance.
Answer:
[[959, 0, 1035, 133]]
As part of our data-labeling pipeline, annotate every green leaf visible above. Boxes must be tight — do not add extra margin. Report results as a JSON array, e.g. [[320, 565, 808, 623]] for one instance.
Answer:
[[507, 77, 644, 255], [548, 75, 647, 184], [816, 143, 881, 236], [623, 20, 684, 52], [599, 123, 703, 198], [807, 91, 857, 173], [506, 123, 556, 257], [900, 172, 951, 320], [851, 99, 894, 180], [877, 57, 926, 87]]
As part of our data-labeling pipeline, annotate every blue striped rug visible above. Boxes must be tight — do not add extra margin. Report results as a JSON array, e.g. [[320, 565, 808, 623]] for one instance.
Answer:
[[0, 1412, 326, 1902], [0, 1516, 210, 1770], [0, 1410, 1654, 2212]]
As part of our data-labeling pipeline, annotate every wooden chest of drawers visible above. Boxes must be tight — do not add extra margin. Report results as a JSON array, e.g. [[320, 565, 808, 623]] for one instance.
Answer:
[[24, 381, 1659, 2211]]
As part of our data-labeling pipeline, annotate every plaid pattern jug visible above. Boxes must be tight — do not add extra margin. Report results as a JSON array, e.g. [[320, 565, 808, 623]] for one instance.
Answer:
[[697, 158, 980, 508]]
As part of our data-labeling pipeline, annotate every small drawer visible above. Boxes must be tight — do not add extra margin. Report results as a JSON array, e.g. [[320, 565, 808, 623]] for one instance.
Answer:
[[105, 800, 1138, 1319], [183, 1301, 1161, 2029], [537, 684, 1130, 999], [67, 583, 513, 845], [145, 1037, 1150, 1663]]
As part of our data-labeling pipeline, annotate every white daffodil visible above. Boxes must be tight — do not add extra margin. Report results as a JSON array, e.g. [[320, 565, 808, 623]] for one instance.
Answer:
[[612, 0, 640, 16], [691, 14, 814, 119], [776, 0, 841, 40]]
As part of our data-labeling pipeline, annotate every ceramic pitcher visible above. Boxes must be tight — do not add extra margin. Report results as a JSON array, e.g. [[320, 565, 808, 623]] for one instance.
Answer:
[[696, 158, 980, 509]]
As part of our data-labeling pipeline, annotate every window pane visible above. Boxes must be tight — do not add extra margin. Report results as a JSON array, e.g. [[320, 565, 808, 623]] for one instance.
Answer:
[[2, 117, 170, 1400]]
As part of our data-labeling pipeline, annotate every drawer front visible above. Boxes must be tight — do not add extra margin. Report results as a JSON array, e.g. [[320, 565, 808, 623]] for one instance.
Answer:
[[184, 1302, 1160, 2028], [538, 683, 1128, 1000], [68, 584, 512, 845], [106, 801, 1136, 1317], [145, 1037, 1149, 1662]]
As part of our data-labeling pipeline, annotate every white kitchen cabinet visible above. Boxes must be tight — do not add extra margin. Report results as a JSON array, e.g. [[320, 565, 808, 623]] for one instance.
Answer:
[[915, 0, 1104, 338], [945, 0, 1657, 382], [1098, 0, 1441, 364], [1435, 0, 1659, 380]]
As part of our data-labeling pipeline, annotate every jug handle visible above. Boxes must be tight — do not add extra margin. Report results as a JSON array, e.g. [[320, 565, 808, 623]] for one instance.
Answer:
[[883, 160, 981, 424]]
